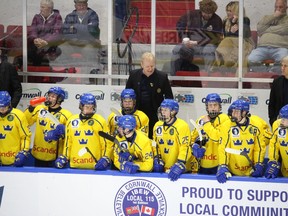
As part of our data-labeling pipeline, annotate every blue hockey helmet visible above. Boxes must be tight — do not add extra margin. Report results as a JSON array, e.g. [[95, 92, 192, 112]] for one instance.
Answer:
[[232, 99, 249, 112], [0, 91, 11, 107], [205, 93, 221, 104], [160, 99, 179, 114], [47, 86, 65, 103], [117, 115, 136, 130], [121, 89, 136, 100], [79, 93, 96, 107], [279, 105, 288, 119]]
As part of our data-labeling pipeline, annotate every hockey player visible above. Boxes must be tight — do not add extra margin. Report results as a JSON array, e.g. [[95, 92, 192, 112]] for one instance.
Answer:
[[55, 93, 113, 170], [108, 89, 149, 136], [24, 86, 72, 167], [191, 93, 230, 174], [0, 91, 31, 166], [217, 99, 267, 183], [113, 115, 153, 174], [265, 104, 288, 178], [153, 99, 195, 181]]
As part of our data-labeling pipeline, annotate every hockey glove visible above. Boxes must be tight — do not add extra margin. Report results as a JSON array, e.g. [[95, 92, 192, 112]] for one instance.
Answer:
[[14, 150, 29, 167], [216, 165, 232, 183], [168, 161, 186, 181], [95, 156, 111, 171], [153, 156, 164, 173], [44, 124, 65, 142], [192, 143, 206, 159], [120, 161, 139, 174], [264, 161, 280, 179], [55, 155, 68, 168], [118, 151, 133, 163], [250, 163, 264, 177]]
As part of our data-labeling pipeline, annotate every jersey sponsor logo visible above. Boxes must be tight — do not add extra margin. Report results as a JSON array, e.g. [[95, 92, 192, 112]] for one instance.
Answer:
[[0, 151, 16, 157], [174, 94, 194, 103], [33, 144, 56, 154], [120, 141, 128, 150], [155, 126, 163, 136], [114, 179, 167, 216], [231, 127, 240, 137], [278, 128, 287, 138], [72, 156, 94, 164], [71, 119, 80, 127]]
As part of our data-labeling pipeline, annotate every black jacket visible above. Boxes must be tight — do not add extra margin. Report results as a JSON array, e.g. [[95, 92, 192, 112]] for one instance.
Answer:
[[268, 75, 286, 126], [0, 61, 22, 108], [126, 68, 173, 112]]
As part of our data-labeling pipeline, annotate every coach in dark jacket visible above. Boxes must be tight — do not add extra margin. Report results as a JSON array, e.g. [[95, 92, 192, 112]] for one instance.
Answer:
[[0, 59, 22, 108], [126, 52, 173, 138], [268, 56, 288, 126]]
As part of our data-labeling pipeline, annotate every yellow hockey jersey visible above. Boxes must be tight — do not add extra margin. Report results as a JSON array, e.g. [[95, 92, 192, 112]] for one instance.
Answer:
[[24, 105, 72, 161], [191, 113, 230, 169], [0, 108, 31, 165], [108, 109, 149, 136], [113, 130, 153, 172], [218, 117, 266, 176], [268, 119, 288, 177], [153, 118, 196, 172], [63, 113, 113, 169]]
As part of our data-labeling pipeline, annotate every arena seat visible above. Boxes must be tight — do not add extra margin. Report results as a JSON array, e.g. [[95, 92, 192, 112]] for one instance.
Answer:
[[172, 70, 203, 88], [242, 72, 279, 89]]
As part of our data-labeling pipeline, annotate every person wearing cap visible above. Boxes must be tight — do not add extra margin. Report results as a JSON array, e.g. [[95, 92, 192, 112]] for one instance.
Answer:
[[174, 0, 223, 72]]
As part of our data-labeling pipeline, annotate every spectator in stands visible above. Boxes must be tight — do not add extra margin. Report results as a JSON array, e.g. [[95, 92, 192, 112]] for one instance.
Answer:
[[174, 0, 223, 72], [28, 0, 63, 66], [55, 0, 102, 84], [126, 52, 173, 139], [213, 1, 254, 73], [0, 50, 22, 108], [248, 0, 288, 73], [268, 55, 288, 126], [114, 0, 129, 42]]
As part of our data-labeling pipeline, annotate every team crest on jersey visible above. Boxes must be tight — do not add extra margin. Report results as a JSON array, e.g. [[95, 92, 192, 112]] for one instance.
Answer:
[[88, 120, 94, 126], [114, 179, 167, 216], [169, 128, 174, 135], [231, 127, 240, 138], [278, 128, 287, 138], [249, 127, 257, 135], [7, 115, 14, 121]]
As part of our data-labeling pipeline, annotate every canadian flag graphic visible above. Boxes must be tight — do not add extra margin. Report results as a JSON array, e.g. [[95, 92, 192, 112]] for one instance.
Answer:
[[141, 205, 155, 216]]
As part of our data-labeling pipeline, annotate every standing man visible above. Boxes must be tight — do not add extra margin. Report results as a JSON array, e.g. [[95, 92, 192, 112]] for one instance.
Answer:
[[269, 55, 288, 126], [126, 52, 173, 139], [248, 0, 288, 73], [0, 50, 22, 108]]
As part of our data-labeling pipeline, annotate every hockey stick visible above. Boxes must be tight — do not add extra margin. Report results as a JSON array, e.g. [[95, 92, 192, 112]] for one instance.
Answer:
[[151, 139, 161, 163], [40, 108, 61, 126], [110, 107, 122, 116], [189, 119, 203, 146], [98, 131, 125, 152], [78, 147, 98, 163], [225, 148, 255, 171]]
